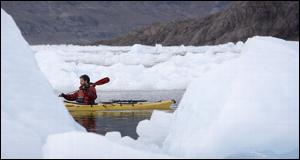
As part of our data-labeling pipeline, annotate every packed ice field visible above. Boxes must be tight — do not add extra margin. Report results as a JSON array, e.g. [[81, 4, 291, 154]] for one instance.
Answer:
[[31, 42, 243, 93], [2, 8, 299, 158]]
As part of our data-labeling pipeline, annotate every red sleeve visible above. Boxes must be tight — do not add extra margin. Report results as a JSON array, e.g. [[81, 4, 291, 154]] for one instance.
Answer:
[[63, 91, 78, 101]]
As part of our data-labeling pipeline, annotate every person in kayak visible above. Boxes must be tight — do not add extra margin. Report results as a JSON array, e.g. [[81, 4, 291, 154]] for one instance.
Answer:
[[59, 74, 97, 104]]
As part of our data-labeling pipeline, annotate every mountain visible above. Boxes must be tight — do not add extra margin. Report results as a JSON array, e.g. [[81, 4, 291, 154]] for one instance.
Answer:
[[1, 1, 230, 45], [96, 1, 299, 46]]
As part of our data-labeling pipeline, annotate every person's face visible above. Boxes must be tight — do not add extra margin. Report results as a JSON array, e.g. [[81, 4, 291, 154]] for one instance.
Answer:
[[80, 78, 87, 86]]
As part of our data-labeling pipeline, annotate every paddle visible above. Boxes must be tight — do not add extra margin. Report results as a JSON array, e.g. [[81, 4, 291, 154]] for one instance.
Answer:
[[91, 77, 110, 86], [59, 77, 110, 96]]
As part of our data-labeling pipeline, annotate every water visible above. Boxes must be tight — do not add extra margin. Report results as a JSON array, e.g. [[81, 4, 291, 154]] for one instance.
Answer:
[[96, 89, 185, 104], [70, 110, 174, 139], [68, 90, 184, 139]]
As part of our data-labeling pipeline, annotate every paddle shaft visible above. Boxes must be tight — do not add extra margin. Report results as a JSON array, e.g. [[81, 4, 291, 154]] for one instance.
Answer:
[[64, 77, 110, 95]]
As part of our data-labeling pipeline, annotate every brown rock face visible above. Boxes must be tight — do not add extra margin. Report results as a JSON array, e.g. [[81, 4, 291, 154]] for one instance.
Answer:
[[97, 1, 299, 46]]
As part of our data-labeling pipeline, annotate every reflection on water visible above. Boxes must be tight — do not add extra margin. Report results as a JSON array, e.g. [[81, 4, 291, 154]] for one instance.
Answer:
[[67, 90, 181, 139], [70, 110, 174, 139]]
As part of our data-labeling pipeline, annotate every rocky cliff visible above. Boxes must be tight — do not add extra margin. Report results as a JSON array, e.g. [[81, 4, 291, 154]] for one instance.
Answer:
[[1, 1, 230, 44], [96, 1, 299, 46]]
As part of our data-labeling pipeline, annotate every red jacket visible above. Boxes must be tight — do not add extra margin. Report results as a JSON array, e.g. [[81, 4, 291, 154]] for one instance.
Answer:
[[63, 85, 97, 104]]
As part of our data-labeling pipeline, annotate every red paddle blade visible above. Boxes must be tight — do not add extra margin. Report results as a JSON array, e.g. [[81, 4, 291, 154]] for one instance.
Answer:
[[93, 77, 110, 86]]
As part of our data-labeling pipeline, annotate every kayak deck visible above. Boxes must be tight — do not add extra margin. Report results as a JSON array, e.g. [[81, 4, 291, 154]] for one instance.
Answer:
[[64, 100, 174, 111]]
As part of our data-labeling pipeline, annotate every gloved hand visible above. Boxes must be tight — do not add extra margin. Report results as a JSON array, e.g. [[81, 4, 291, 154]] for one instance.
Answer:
[[58, 93, 65, 97]]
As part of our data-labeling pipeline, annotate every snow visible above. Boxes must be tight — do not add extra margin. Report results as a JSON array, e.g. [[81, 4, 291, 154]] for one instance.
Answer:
[[32, 42, 243, 92], [1, 9, 177, 159], [136, 110, 174, 147], [160, 36, 299, 158], [1, 9, 85, 158], [2, 7, 299, 159], [42, 131, 173, 159]]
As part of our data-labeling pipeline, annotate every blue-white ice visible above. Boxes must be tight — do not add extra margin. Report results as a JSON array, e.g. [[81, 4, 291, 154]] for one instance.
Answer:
[[2, 8, 299, 159]]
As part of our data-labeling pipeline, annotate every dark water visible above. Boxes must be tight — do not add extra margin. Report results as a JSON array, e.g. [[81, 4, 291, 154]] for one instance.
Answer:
[[70, 110, 174, 139], [69, 90, 183, 139]]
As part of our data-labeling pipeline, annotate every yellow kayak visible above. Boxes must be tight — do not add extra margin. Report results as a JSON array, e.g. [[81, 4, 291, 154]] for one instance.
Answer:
[[64, 100, 175, 111]]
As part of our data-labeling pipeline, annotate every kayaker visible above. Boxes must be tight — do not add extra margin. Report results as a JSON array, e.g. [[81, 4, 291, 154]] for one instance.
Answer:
[[59, 74, 97, 104]]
